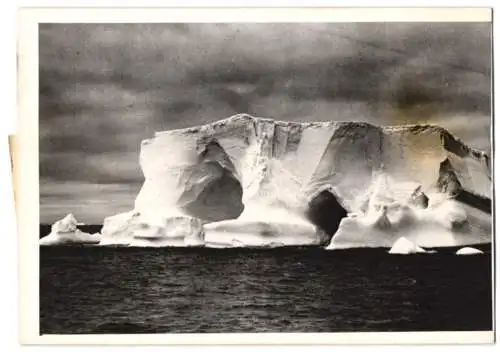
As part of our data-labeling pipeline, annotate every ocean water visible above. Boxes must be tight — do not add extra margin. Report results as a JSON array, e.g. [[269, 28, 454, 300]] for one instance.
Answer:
[[40, 245, 493, 334]]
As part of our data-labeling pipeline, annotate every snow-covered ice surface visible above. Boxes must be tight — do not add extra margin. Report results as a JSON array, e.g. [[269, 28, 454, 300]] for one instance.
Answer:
[[42, 114, 491, 249], [39, 214, 101, 246]]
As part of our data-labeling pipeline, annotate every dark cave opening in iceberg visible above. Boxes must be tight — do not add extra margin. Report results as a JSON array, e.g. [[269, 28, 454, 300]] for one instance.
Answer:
[[306, 190, 348, 241]]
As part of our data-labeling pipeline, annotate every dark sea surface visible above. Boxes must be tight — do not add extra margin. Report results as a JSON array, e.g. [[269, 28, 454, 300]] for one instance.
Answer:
[[40, 244, 493, 334]]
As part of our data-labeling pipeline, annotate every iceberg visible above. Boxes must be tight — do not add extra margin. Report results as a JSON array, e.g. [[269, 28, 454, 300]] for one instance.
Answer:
[[389, 237, 427, 255], [53, 114, 490, 249], [456, 247, 484, 255], [39, 213, 101, 246]]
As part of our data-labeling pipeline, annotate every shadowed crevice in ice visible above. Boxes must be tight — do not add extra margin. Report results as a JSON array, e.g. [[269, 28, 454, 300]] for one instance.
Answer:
[[437, 158, 491, 214], [178, 140, 245, 222], [179, 162, 244, 222], [306, 190, 348, 241], [454, 191, 491, 214]]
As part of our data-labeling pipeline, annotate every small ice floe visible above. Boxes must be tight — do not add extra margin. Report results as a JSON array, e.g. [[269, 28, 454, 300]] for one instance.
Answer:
[[389, 237, 427, 255], [456, 247, 484, 255]]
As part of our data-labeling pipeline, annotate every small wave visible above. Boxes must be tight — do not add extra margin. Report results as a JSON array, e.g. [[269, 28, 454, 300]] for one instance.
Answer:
[[89, 321, 161, 334], [90, 321, 162, 334]]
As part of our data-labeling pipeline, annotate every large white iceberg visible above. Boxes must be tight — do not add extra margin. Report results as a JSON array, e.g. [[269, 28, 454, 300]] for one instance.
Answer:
[[54, 114, 490, 249], [39, 213, 101, 246]]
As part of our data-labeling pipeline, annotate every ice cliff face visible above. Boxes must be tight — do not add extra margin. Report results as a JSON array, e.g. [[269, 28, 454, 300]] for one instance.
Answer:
[[98, 114, 491, 248]]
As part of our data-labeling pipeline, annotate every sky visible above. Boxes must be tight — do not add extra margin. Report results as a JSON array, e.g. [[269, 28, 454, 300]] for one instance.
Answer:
[[39, 23, 492, 224]]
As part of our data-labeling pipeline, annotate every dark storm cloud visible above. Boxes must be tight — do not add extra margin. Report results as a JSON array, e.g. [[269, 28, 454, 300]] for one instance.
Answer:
[[39, 152, 144, 184], [184, 23, 490, 112], [39, 22, 492, 223]]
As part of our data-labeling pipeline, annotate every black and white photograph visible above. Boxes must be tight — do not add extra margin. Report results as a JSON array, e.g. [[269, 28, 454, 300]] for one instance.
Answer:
[[16, 7, 495, 344]]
